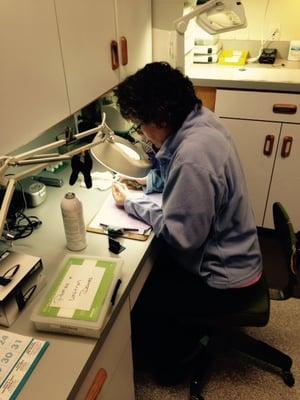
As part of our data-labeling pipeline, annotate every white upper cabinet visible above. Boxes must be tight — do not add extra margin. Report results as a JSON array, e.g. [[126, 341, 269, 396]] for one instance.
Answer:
[[55, 0, 152, 114], [0, 1, 152, 155], [0, 0, 70, 155], [115, 0, 152, 81], [54, 0, 119, 114]]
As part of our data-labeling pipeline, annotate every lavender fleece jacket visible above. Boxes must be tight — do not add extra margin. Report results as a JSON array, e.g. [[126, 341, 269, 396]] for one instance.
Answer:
[[124, 106, 262, 289]]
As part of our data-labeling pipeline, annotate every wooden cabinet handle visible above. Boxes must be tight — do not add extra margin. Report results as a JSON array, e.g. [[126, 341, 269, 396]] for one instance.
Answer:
[[273, 104, 297, 114], [85, 368, 107, 400], [281, 136, 293, 158], [263, 134, 275, 156], [120, 36, 128, 66], [110, 40, 119, 70]]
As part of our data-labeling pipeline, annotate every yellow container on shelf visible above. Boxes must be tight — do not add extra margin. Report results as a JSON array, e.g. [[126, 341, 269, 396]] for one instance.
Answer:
[[218, 49, 248, 66]]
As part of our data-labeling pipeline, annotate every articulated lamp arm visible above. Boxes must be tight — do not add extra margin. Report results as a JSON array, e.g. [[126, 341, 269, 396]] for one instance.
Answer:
[[0, 115, 113, 241], [0, 112, 153, 241]]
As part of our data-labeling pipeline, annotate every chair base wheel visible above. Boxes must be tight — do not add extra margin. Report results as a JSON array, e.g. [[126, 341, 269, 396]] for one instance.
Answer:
[[283, 370, 295, 387], [190, 379, 205, 400], [190, 395, 204, 400]]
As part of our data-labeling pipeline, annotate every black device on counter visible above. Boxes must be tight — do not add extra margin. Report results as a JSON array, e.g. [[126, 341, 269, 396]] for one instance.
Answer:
[[34, 175, 64, 187], [258, 48, 277, 64], [15, 178, 46, 208]]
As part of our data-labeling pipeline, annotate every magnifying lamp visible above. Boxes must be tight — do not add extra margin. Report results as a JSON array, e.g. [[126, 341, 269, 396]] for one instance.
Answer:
[[91, 132, 152, 179], [174, 0, 247, 69], [0, 113, 152, 244]]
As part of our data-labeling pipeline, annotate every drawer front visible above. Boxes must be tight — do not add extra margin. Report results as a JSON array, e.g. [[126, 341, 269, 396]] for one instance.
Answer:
[[215, 89, 300, 123], [97, 340, 135, 400], [129, 240, 160, 310], [73, 299, 132, 399]]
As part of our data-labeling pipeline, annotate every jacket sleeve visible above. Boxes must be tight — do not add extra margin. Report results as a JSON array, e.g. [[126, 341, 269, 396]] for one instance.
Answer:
[[144, 168, 164, 194], [125, 161, 222, 250]]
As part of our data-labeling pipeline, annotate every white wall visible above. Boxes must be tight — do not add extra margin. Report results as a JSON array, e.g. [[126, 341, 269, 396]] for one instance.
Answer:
[[220, 0, 300, 41]]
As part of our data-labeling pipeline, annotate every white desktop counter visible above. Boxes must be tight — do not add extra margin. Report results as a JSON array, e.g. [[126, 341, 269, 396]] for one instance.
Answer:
[[7, 167, 159, 399], [187, 60, 300, 93]]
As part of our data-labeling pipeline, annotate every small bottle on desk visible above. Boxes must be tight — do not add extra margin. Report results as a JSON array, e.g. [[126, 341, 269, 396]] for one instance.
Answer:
[[61, 192, 87, 251]]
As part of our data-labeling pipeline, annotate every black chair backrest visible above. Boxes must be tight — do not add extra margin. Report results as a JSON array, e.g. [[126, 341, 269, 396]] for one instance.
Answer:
[[272, 202, 300, 298]]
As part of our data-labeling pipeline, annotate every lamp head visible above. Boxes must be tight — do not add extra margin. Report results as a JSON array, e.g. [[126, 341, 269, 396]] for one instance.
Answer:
[[91, 132, 153, 179], [196, 0, 247, 35], [175, 0, 247, 35], [0, 114, 153, 242]]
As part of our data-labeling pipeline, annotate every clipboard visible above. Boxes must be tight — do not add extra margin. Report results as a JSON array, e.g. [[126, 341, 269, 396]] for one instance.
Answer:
[[87, 225, 151, 241], [86, 192, 162, 241]]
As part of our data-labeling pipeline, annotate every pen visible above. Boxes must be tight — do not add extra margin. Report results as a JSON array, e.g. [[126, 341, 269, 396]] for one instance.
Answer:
[[99, 223, 139, 232]]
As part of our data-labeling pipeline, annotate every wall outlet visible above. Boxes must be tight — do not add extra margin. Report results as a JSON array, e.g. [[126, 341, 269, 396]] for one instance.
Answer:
[[269, 26, 281, 41]]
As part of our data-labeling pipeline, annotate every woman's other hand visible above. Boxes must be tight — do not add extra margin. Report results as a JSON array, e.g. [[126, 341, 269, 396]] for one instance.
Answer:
[[112, 182, 130, 206], [115, 174, 147, 189]]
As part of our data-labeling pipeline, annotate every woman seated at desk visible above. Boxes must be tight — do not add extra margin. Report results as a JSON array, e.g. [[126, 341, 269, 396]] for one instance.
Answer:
[[111, 62, 262, 382]]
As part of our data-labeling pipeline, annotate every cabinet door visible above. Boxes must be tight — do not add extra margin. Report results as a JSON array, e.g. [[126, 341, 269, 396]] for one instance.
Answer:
[[0, 0, 70, 155], [115, 0, 152, 81], [264, 123, 300, 230], [73, 299, 134, 400], [55, 0, 119, 114], [220, 118, 281, 226]]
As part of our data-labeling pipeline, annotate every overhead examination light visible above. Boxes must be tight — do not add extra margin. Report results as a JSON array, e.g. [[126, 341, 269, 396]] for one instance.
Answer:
[[175, 0, 247, 35], [173, 0, 247, 69]]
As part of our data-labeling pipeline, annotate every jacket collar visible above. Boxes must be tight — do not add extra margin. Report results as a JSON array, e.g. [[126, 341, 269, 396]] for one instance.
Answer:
[[155, 105, 201, 161]]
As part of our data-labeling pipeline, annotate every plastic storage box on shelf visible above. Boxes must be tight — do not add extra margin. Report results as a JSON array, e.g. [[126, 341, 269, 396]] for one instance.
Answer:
[[193, 36, 222, 64]]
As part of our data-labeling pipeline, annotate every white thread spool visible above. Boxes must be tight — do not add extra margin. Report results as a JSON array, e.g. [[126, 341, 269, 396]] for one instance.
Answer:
[[61, 192, 87, 251]]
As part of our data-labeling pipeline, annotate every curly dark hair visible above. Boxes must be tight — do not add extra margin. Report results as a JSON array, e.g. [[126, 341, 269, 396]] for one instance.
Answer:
[[114, 62, 202, 134]]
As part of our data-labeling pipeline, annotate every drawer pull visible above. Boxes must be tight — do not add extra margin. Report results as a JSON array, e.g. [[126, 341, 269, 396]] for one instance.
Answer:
[[281, 136, 293, 158], [110, 40, 119, 70], [273, 104, 297, 114], [85, 368, 107, 400], [120, 36, 128, 66], [263, 134, 275, 156]]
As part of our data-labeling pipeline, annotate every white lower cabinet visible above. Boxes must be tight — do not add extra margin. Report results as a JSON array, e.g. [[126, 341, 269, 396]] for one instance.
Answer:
[[264, 123, 300, 229], [219, 118, 281, 226], [74, 298, 135, 400], [97, 339, 135, 400], [215, 89, 300, 230]]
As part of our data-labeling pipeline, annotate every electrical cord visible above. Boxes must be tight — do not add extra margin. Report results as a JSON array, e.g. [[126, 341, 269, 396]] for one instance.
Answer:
[[5, 211, 42, 240], [247, 0, 272, 64], [2, 175, 42, 240]]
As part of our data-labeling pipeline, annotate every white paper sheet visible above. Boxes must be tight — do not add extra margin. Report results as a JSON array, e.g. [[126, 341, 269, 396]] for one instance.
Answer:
[[88, 191, 162, 234], [51, 264, 105, 317]]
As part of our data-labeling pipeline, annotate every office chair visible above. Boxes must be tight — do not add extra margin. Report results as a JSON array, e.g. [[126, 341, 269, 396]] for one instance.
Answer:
[[270, 202, 300, 300], [176, 275, 295, 400]]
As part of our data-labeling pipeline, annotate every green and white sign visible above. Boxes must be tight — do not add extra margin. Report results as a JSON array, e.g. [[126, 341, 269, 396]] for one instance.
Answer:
[[39, 257, 116, 322]]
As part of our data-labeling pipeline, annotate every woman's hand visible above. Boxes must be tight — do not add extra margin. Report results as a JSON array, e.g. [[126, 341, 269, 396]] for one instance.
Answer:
[[115, 174, 147, 189], [112, 182, 130, 207]]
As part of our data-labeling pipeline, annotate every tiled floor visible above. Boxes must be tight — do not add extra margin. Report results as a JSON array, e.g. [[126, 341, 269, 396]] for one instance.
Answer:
[[135, 230, 300, 399]]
